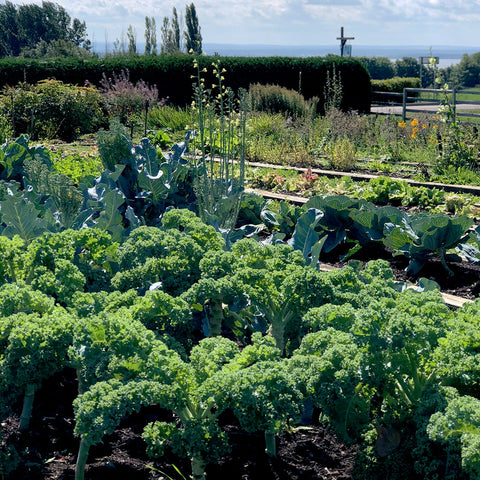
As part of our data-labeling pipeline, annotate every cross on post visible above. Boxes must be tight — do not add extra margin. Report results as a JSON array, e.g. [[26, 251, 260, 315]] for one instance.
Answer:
[[337, 26, 354, 57]]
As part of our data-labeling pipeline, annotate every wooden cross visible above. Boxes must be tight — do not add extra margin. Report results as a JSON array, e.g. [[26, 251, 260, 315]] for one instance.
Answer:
[[337, 26, 354, 57]]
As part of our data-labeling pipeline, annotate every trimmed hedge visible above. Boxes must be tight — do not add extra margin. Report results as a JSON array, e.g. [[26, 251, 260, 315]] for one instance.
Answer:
[[371, 77, 421, 93], [0, 55, 371, 113]]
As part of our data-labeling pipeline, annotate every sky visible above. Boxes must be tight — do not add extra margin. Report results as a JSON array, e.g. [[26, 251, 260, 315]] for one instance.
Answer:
[[8, 0, 480, 48]]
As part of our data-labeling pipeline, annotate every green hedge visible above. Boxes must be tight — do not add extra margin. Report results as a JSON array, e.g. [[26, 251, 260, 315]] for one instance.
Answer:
[[371, 77, 421, 93], [0, 55, 371, 113]]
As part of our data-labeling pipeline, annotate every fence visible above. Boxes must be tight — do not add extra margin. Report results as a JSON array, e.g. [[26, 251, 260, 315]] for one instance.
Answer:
[[371, 87, 480, 122]]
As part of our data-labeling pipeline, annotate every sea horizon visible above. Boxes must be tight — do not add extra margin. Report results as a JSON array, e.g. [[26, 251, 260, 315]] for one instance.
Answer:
[[90, 42, 480, 68]]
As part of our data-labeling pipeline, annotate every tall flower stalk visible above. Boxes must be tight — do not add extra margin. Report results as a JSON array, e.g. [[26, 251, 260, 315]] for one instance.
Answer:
[[190, 58, 247, 241]]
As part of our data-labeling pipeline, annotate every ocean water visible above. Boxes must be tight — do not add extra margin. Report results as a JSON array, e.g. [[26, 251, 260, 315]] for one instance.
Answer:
[[92, 42, 480, 67], [202, 44, 480, 67]]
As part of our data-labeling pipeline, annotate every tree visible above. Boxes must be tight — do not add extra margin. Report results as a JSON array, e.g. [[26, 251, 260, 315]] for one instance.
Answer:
[[0, 2, 21, 57], [450, 52, 480, 88], [70, 18, 90, 50], [395, 57, 420, 78], [144, 16, 157, 55], [358, 56, 396, 80], [19, 39, 93, 59], [161, 7, 181, 55], [127, 25, 137, 55], [0, 1, 90, 58], [184, 2, 202, 54], [172, 7, 180, 52]]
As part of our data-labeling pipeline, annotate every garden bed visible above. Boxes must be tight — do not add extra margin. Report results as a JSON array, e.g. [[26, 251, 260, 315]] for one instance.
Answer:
[[2, 369, 357, 480], [246, 161, 480, 196], [247, 188, 480, 304]]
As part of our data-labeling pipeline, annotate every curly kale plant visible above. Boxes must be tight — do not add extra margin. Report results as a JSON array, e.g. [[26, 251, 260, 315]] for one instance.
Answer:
[[182, 237, 334, 351], [428, 389, 480, 479], [0, 308, 74, 431], [111, 209, 224, 296]]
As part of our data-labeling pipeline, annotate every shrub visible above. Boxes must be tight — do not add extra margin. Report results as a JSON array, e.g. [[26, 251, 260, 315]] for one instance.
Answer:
[[147, 104, 193, 134], [99, 69, 159, 124], [324, 108, 369, 146], [357, 56, 396, 80], [371, 77, 421, 93], [248, 83, 317, 119], [0, 114, 12, 143], [0, 55, 371, 113], [327, 137, 357, 170], [0, 80, 107, 141]]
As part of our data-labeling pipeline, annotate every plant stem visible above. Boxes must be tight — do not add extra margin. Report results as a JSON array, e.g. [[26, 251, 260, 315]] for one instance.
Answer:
[[265, 429, 277, 457], [191, 454, 206, 480], [269, 319, 285, 354], [75, 436, 91, 480], [19, 383, 36, 431], [209, 295, 223, 336]]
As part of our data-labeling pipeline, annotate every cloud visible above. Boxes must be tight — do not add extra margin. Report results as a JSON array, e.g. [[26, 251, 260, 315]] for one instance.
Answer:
[[6, 0, 480, 45]]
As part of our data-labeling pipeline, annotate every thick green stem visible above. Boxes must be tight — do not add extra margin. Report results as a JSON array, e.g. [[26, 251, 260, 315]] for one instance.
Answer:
[[265, 430, 277, 457], [75, 436, 91, 480], [208, 296, 223, 337], [19, 384, 36, 431], [76, 368, 87, 395], [191, 454, 206, 480], [439, 249, 454, 277], [269, 320, 285, 355]]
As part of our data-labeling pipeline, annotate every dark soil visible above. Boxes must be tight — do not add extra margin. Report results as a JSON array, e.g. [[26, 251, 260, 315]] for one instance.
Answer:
[[1, 369, 358, 480]]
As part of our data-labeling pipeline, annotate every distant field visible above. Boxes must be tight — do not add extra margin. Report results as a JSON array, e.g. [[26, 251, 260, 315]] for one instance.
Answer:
[[456, 87, 480, 101]]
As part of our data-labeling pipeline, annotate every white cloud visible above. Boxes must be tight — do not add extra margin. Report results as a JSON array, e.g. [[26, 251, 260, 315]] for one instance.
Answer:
[[6, 0, 480, 45]]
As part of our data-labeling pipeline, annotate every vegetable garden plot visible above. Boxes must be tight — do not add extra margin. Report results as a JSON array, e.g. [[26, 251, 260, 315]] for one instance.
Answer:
[[2, 134, 480, 480]]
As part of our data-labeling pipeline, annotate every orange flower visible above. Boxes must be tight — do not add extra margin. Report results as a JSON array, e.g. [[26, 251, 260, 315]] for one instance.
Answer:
[[398, 121, 406, 128], [411, 118, 419, 127]]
